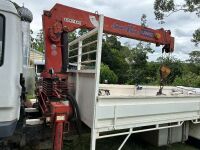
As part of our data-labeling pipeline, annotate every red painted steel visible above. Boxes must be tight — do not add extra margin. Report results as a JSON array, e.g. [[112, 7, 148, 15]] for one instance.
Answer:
[[51, 102, 71, 150], [50, 102, 71, 121], [42, 3, 174, 73], [53, 122, 64, 150]]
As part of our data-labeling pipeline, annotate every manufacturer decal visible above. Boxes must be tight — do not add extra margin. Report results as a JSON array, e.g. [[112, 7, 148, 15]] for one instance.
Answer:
[[112, 23, 155, 39], [64, 18, 81, 25], [140, 29, 154, 38], [112, 23, 138, 34]]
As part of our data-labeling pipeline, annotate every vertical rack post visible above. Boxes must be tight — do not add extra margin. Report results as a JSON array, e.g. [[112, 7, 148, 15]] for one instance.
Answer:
[[77, 41, 82, 70], [91, 14, 104, 150], [75, 41, 82, 101]]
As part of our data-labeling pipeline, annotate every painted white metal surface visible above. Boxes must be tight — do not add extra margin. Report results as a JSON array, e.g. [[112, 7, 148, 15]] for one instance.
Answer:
[[0, 0, 19, 16], [99, 84, 135, 96], [189, 122, 200, 139], [0, 1, 22, 122], [22, 21, 31, 67], [26, 119, 44, 125], [68, 15, 200, 150], [68, 15, 104, 150], [91, 15, 104, 150], [68, 15, 104, 130], [140, 122, 189, 146], [96, 96, 200, 131], [25, 108, 39, 113]]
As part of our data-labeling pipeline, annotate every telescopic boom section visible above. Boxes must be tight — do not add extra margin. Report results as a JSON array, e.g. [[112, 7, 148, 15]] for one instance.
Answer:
[[43, 3, 174, 73]]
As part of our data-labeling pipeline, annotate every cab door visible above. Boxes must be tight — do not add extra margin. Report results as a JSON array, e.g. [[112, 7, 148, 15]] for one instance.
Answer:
[[0, 1, 22, 138]]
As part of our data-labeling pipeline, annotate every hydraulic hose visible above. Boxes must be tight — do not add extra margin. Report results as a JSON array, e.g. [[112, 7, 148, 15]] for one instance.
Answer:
[[66, 94, 81, 135], [61, 32, 69, 72]]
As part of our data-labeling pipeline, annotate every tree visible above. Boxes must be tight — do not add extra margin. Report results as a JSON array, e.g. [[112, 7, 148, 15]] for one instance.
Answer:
[[127, 44, 149, 84], [105, 35, 122, 50], [68, 31, 77, 42], [186, 50, 200, 75], [183, 62, 200, 75], [154, 0, 200, 45], [101, 36, 129, 84], [192, 29, 200, 46], [100, 63, 118, 84], [31, 29, 44, 52], [154, 0, 200, 20], [137, 14, 154, 54], [127, 14, 155, 84], [146, 61, 160, 83], [78, 29, 88, 36], [173, 72, 200, 87], [30, 29, 34, 47], [188, 50, 200, 64]]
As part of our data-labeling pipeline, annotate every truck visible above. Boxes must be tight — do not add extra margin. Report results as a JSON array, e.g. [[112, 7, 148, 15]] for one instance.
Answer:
[[0, 0, 200, 150]]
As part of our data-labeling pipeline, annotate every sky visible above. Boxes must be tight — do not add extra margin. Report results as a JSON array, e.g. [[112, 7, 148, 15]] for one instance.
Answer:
[[13, 0, 200, 61]]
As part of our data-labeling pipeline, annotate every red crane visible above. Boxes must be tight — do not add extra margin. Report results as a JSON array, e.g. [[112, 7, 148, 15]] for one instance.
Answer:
[[38, 3, 175, 150], [42, 3, 174, 73]]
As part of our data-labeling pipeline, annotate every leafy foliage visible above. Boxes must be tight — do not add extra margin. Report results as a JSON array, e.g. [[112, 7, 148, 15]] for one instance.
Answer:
[[154, 0, 176, 20], [192, 28, 200, 46], [173, 72, 200, 87], [154, 0, 200, 45], [188, 50, 200, 64], [100, 64, 118, 84], [31, 29, 44, 52], [68, 31, 77, 42], [146, 62, 160, 83], [127, 44, 149, 84], [101, 35, 129, 84], [126, 14, 155, 84], [154, 0, 200, 20]]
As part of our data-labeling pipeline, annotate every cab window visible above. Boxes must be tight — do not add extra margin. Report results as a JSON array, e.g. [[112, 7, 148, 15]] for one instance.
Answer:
[[0, 15, 5, 66]]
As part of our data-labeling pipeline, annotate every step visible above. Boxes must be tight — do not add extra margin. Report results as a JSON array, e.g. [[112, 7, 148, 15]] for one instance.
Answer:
[[26, 119, 44, 125], [25, 108, 39, 113]]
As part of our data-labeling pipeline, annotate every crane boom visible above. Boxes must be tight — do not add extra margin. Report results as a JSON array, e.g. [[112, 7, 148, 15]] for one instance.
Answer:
[[42, 3, 174, 73]]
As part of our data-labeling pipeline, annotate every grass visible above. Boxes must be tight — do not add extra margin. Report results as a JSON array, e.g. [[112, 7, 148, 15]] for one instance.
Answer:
[[63, 134, 199, 150], [21, 132, 199, 149]]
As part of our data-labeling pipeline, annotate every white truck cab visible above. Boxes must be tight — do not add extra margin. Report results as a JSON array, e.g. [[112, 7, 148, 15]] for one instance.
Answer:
[[0, 0, 32, 139], [0, 0, 22, 138]]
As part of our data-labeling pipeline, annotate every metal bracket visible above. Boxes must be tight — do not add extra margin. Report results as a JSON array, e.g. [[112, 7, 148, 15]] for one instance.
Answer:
[[118, 128, 132, 150], [96, 121, 184, 150], [192, 118, 200, 124]]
